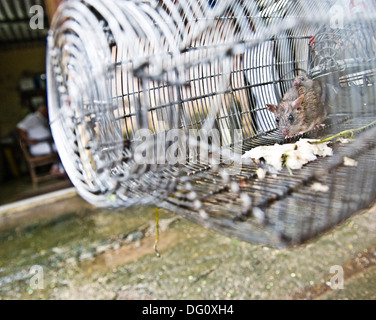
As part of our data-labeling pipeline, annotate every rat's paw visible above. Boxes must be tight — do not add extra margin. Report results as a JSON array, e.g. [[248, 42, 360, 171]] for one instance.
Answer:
[[314, 123, 326, 131]]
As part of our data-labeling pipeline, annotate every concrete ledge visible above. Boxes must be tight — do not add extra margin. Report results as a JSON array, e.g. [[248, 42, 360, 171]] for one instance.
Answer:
[[0, 187, 77, 216], [0, 187, 94, 232]]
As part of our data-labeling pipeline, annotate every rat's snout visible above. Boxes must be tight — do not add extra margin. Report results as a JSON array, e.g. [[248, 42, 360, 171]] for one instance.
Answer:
[[293, 80, 299, 87], [282, 128, 289, 136]]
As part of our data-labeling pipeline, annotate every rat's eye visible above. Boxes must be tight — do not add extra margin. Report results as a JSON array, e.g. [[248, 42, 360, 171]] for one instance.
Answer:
[[288, 115, 294, 122], [276, 117, 280, 123], [300, 76, 305, 81]]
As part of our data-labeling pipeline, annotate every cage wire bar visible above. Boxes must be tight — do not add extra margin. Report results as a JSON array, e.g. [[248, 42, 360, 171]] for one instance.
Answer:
[[47, 0, 376, 247]]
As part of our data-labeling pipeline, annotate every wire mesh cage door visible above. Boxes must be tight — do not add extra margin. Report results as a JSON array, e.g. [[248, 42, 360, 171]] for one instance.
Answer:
[[47, 0, 376, 247]]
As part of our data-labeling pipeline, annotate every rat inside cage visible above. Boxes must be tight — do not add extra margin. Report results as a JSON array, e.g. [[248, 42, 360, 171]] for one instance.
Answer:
[[47, 0, 376, 247]]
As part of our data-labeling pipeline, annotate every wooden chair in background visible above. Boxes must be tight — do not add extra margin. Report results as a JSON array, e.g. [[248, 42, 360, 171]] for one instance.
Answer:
[[16, 134, 62, 188]]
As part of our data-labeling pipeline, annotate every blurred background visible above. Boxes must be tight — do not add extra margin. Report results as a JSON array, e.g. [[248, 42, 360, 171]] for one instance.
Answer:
[[0, 0, 71, 204]]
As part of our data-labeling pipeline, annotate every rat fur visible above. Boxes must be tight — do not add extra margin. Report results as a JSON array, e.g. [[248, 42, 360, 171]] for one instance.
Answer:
[[267, 74, 327, 138]]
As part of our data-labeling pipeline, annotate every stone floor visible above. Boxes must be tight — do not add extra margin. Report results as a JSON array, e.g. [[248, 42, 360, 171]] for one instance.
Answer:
[[0, 189, 375, 300]]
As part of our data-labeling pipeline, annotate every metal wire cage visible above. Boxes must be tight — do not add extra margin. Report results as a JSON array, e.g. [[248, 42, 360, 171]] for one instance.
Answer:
[[47, 0, 376, 247]]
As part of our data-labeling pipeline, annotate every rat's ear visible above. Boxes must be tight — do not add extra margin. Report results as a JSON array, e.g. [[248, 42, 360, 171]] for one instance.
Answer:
[[267, 104, 277, 113], [292, 95, 304, 110]]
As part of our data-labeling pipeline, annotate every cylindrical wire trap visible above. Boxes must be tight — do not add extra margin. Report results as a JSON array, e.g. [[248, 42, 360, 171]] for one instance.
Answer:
[[47, 0, 376, 247]]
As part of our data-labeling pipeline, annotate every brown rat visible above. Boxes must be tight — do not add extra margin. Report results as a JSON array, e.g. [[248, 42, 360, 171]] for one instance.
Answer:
[[293, 73, 326, 105], [267, 74, 327, 138]]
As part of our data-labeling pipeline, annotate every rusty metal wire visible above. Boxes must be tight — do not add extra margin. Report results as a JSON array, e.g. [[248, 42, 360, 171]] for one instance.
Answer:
[[47, 0, 376, 247]]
